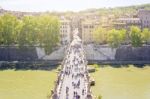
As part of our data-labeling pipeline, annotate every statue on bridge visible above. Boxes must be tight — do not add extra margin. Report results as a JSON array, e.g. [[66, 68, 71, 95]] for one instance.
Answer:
[[51, 28, 93, 99]]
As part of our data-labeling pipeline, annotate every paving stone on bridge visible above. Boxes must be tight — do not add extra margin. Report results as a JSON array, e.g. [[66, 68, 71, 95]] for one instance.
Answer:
[[52, 29, 92, 99]]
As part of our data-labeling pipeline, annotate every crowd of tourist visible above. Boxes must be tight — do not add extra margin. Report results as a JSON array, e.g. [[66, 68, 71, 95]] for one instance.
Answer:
[[52, 29, 92, 99]]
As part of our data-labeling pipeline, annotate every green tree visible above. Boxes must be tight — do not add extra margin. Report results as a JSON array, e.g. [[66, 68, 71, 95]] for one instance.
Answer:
[[129, 26, 142, 47], [98, 95, 102, 99], [0, 16, 3, 44], [18, 16, 38, 47], [0, 13, 20, 45], [37, 15, 60, 54], [141, 28, 150, 44], [107, 29, 126, 48], [93, 27, 107, 44], [0, 13, 60, 54]]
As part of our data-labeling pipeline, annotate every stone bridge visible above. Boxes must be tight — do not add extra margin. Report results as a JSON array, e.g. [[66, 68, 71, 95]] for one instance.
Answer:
[[51, 29, 92, 99]]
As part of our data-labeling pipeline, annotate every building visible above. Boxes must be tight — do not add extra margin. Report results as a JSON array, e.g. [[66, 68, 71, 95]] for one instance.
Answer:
[[70, 16, 83, 40], [100, 16, 114, 29], [0, 7, 5, 16], [60, 17, 71, 45], [138, 9, 150, 29], [81, 20, 100, 43], [113, 18, 141, 30]]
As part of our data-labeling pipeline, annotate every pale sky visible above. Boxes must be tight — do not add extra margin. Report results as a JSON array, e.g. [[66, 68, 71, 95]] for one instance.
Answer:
[[0, 0, 150, 12]]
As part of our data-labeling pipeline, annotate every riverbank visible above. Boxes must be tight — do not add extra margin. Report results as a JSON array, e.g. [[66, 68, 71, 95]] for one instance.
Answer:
[[0, 70, 57, 99], [0, 66, 149, 99], [90, 65, 150, 99]]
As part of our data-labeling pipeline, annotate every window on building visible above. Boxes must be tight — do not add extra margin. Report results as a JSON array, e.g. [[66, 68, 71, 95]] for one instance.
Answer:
[[90, 26, 94, 28], [84, 26, 88, 28]]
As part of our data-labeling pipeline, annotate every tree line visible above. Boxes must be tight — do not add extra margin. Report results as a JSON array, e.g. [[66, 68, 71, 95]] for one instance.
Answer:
[[93, 26, 150, 48], [0, 13, 60, 54]]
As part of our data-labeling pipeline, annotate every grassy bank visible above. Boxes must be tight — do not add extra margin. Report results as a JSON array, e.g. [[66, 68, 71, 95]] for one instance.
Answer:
[[0, 66, 150, 99], [90, 65, 150, 99], [0, 70, 57, 99]]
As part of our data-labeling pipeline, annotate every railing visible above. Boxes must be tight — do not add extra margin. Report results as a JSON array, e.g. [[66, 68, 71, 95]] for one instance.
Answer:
[[51, 31, 93, 99]]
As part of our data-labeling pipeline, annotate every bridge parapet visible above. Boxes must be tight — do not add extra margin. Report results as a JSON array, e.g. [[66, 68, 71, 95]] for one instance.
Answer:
[[51, 29, 93, 99]]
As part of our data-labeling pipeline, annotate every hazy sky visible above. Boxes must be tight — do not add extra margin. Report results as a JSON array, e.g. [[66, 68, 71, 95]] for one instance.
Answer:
[[0, 0, 150, 12]]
